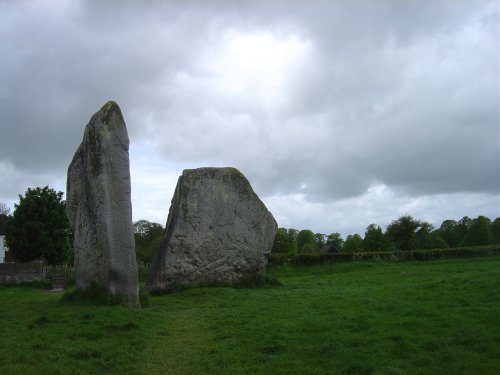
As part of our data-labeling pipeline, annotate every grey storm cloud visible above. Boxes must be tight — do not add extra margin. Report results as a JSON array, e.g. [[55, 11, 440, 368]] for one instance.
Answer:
[[0, 0, 498, 233]]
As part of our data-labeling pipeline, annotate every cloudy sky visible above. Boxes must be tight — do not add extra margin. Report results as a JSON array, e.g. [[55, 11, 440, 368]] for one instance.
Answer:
[[0, 0, 498, 237]]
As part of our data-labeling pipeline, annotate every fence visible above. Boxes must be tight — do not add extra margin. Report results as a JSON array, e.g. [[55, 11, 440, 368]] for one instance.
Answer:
[[0, 262, 48, 283]]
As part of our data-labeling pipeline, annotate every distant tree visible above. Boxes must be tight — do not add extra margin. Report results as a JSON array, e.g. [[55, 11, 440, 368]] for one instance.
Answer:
[[6, 186, 71, 265], [133, 220, 163, 263], [491, 218, 500, 244], [134, 220, 163, 240], [296, 229, 315, 252], [0, 214, 9, 235], [272, 228, 287, 253], [298, 242, 319, 254], [326, 233, 344, 251], [313, 233, 326, 249], [363, 224, 393, 252], [386, 215, 421, 251], [288, 228, 299, 241], [0, 202, 10, 216], [461, 216, 492, 246], [0, 202, 10, 234], [137, 236, 162, 266], [458, 216, 472, 227], [416, 222, 435, 249], [438, 220, 460, 247], [455, 216, 472, 245], [287, 229, 299, 253], [272, 228, 297, 253], [343, 234, 364, 252], [431, 231, 449, 249]]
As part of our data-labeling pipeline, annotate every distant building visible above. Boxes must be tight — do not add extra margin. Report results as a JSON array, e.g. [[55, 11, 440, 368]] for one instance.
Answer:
[[320, 244, 340, 254], [0, 235, 5, 263]]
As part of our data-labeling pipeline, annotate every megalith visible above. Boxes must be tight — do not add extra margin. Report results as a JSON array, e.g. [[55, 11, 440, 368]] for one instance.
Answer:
[[146, 167, 277, 292], [66, 101, 140, 308]]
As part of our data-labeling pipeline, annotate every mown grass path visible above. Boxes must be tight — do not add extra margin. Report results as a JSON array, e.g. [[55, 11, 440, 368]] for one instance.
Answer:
[[1, 257, 499, 374]]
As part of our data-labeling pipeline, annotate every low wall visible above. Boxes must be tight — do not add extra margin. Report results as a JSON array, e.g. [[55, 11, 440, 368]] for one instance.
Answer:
[[0, 262, 47, 283]]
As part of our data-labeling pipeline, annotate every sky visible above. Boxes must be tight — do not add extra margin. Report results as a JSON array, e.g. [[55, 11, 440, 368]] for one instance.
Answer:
[[0, 0, 499, 237]]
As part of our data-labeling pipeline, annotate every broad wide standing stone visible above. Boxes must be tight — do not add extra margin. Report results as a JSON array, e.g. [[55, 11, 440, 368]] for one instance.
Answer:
[[66, 101, 140, 308], [146, 167, 278, 292]]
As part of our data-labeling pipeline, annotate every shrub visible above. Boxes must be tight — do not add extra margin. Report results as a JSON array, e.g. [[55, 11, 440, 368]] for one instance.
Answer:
[[268, 245, 499, 266]]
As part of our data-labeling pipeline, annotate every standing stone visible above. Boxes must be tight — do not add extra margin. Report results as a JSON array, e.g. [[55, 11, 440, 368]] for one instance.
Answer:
[[66, 101, 139, 308], [146, 167, 277, 292]]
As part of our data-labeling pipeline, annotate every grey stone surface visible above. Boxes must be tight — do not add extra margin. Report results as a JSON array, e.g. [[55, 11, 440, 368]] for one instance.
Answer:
[[66, 101, 140, 308], [146, 167, 277, 292]]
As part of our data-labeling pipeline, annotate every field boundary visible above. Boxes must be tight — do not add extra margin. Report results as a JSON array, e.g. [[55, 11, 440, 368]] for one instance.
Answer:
[[0, 261, 47, 283], [268, 245, 500, 266]]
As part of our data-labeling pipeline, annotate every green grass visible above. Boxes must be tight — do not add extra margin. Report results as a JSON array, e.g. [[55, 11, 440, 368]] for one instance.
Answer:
[[1, 257, 499, 374]]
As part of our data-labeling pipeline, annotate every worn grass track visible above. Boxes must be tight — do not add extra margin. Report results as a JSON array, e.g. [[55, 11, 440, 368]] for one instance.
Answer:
[[1, 257, 499, 374]]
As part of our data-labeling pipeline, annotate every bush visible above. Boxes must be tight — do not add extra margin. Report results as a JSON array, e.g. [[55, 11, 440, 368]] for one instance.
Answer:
[[268, 245, 500, 266]]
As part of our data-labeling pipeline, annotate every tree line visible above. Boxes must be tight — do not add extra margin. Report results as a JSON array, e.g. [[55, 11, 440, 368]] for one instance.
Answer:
[[272, 215, 500, 254], [0, 188, 166, 266], [1, 187, 498, 265]]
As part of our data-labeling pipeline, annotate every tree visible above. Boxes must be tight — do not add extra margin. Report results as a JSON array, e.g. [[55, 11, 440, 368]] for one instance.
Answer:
[[455, 216, 472, 245], [288, 228, 299, 241], [437, 220, 460, 247], [299, 242, 319, 254], [385, 215, 421, 251], [296, 229, 316, 253], [363, 224, 392, 252], [272, 228, 296, 253], [0, 202, 10, 215], [133, 220, 163, 263], [0, 202, 10, 235], [0, 214, 9, 235], [134, 220, 163, 240], [326, 233, 344, 251], [313, 233, 326, 249], [461, 216, 492, 246], [343, 234, 364, 252], [416, 222, 435, 249], [137, 236, 162, 266], [492, 218, 500, 244], [6, 186, 71, 265], [431, 231, 449, 249]]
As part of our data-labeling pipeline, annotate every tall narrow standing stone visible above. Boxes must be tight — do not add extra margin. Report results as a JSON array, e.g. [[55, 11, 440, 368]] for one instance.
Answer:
[[146, 167, 277, 292], [66, 101, 139, 308]]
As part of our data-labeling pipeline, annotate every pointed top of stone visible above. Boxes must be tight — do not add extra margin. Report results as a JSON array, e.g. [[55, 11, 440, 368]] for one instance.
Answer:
[[100, 100, 120, 115], [88, 100, 124, 131]]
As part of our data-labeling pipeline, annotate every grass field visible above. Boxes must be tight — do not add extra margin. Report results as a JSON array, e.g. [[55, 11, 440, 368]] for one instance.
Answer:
[[1, 257, 499, 374]]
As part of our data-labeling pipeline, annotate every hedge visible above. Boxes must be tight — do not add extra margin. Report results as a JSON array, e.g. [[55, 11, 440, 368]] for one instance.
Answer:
[[267, 245, 500, 266]]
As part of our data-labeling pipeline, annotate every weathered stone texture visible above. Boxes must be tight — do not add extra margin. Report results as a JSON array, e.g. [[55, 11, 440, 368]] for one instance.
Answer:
[[66, 101, 139, 308], [146, 167, 277, 292]]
